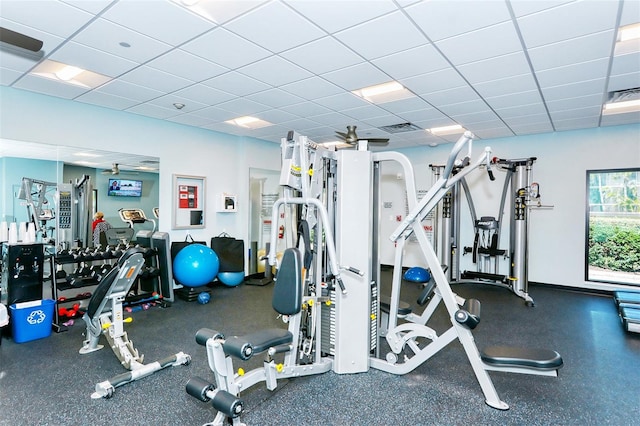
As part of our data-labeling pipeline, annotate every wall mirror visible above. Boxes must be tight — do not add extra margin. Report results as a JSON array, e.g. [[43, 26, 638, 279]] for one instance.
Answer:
[[248, 168, 281, 275], [0, 138, 160, 246]]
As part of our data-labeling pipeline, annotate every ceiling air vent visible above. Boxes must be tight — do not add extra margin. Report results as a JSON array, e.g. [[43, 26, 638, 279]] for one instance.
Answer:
[[378, 122, 422, 134], [608, 87, 640, 103]]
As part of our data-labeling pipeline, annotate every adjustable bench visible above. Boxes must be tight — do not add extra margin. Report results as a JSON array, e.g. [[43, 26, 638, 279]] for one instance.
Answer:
[[79, 247, 190, 399]]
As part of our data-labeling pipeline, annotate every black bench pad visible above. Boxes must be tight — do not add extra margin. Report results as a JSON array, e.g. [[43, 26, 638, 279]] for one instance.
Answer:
[[380, 296, 412, 316], [224, 329, 293, 360], [481, 346, 563, 371]]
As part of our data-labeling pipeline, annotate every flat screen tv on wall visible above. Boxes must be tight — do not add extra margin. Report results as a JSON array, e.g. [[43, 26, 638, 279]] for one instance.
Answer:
[[108, 178, 143, 197]]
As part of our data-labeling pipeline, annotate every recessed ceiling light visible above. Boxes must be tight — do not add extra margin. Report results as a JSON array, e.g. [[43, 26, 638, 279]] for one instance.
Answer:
[[427, 124, 465, 136], [73, 152, 101, 158], [603, 99, 640, 115], [224, 116, 273, 129], [352, 81, 414, 104], [30, 59, 111, 89], [618, 23, 640, 42]]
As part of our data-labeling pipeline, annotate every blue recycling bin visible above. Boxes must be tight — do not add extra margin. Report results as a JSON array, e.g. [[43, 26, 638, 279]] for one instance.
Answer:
[[9, 299, 55, 343]]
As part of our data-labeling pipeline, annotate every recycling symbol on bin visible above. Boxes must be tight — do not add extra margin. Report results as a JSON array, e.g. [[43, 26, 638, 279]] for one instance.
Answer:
[[27, 310, 47, 325]]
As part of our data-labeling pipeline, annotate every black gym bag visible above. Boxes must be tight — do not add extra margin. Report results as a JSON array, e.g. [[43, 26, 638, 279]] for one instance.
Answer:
[[210, 233, 244, 273]]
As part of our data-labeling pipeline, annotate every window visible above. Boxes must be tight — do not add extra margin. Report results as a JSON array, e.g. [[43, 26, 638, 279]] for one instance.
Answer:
[[586, 168, 640, 285]]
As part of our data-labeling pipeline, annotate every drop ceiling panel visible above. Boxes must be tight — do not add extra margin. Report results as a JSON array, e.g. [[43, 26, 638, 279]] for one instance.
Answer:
[[334, 11, 427, 60], [406, 0, 511, 42], [102, 1, 213, 47], [51, 41, 138, 77], [181, 28, 271, 69], [146, 50, 229, 82], [0, 1, 94, 38], [372, 43, 451, 81], [225, 1, 325, 53], [285, 0, 398, 34], [73, 18, 172, 63], [516, 1, 620, 49], [553, 116, 600, 131], [457, 52, 532, 84], [238, 56, 312, 86], [0, 0, 637, 146], [528, 31, 615, 72], [280, 37, 364, 75], [434, 21, 522, 66]]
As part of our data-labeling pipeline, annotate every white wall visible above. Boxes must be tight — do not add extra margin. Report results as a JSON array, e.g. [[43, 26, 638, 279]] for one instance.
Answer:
[[0, 86, 282, 252], [387, 124, 640, 291]]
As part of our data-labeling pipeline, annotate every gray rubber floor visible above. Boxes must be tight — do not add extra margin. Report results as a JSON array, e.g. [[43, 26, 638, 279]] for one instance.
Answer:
[[0, 272, 638, 426]]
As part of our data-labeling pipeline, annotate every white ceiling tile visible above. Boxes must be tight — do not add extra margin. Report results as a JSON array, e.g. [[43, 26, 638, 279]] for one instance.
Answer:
[[407, 0, 511, 42], [473, 73, 539, 98], [607, 72, 640, 93], [401, 68, 467, 96], [285, 0, 398, 34], [238, 56, 312, 86], [396, 107, 448, 124], [146, 49, 228, 82], [255, 109, 299, 124], [245, 88, 305, 109], [305, 112, 355, 127], [280, 117, 323, 131], [503, 113, 551, 126], [458, 52, 531, 84], [380, 97, 433, 115], [620, 0, 640, 26], [473, 127, 516, 139], [13, 74, 89, 99], [601, 111, 640, 127], [422, 86, 480, 107], [75, 90, 139, 110], [97, 80, 164, 102], [202, 72, 271, 96], [536, 58, 610, 88], [73, 18, 172, 63], [181, 28, 271, 69], [280, 77, 344, 100], [322, 62, 392, 90], [172, 84, 235, 105], [0, 67, 22, 85], [506, 121, 553, 135], [334, 11, 428, 60], [455, 110, 503, 125], [528, 31, 615, 72], [362, 114, 405, 127], [435, 21, 522, 66], [146, 94, 208, 113], [167, 113, 214, 128], [225, 1, 325, 53], [280, 101, 331, 117], [372, 44, 450, 80], [485, 90, 543, 110], [50, 41, 138, 77], [60, 0, 115, 14], [610, 52, 640, 77], [215, 98, 270, 116], [495, 102, 548, 119], [439, 99, 491, 117], [542, 78, 606, 101], [281, 37, 364, 75], [553, 116, 600, 131], [172, 0, 269, 25], [549, 105, 602, 121], [190, 106, 237, 121], [516, 1, 620, 49], [508, 1, 575, 18], [126, 103, 179, 120], [546, 94, 604, 113], [342, 104, 392, 121], [120, 66, 193, 93], [0, 0, 94, 38], [102, 1, 213, 46], [314, 92, 370, 110]]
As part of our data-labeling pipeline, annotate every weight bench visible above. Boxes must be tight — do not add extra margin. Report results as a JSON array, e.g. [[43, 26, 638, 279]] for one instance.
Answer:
[[187, 247, 332, 426], [79, 247, 190, 399]]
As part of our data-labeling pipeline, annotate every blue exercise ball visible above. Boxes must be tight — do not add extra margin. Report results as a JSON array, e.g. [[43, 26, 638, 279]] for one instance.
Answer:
[[197, 292, 211, 304], [403, 266, 431, 283], [173, 244, 219, 287], [218, 271, 245, 287]]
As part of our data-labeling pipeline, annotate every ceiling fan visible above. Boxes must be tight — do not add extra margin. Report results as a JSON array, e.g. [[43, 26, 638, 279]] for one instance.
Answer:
[[335, 125, 389, 146], [0, 27, 44, 57], [101, 163, 141, 175]]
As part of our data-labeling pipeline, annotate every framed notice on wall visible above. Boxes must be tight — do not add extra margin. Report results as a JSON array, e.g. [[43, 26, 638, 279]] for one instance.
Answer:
[[172, 174, 206, 229]]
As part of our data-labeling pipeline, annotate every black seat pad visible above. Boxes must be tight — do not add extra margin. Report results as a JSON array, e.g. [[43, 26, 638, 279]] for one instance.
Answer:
[[481, 346, 563, 370], [224, 329, 293, 359]]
